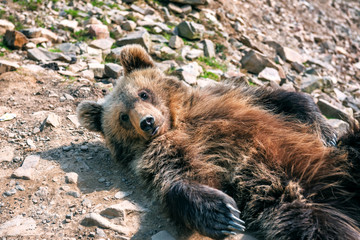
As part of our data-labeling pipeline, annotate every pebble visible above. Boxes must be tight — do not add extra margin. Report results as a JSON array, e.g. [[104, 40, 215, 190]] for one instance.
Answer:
[[65, 172, 79, 184], [67, 191, 81, 198], [98, 177, 106, 183], [0, 146, 15, 162], [3, 189, 17, 197]]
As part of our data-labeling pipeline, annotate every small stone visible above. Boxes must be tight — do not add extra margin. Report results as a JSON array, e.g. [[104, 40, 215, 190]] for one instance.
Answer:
[[45, 113, 61, 128], [240, 50, 278, 74], [66, 213, 72, 219], [176, 21, 205, 40], [121, 21, 137, 31], [186, 49, 203, 60], [114, 191, 133, 199], [82, 198, 92, 208], [26, 139, 36, 150], [65, 172, 79, 184], [59, 20, 78, 31], [0, 60, 20, 74], [80, 145, 89, 151], [15, 185, 25, 191], [67, 191, 80, 198], [11, 155, 40, 180], [291, 61, 305, 73], [21, 28, 42, 38], [96, 228, 107, 238], [203, 39, 215, 58], [27, 48, 72, 63], [258, 67, 281, 84], [62, 146, 72, 152], [88, 62, 105, 78], [3, 189, 16, 197], [0, 146, 15, 162], [81, 213, 130, 235], [33, 127, 40, 134], [98, 177, 106, 183], [89, 24, 110, 39], [4, 30, 29, 49], [169, 0, 206, 5], [116, 31, 152, 51], [67, 115, 80, 128], [328, 119, 349, 137], [0, 19, 15, 35], [151, 230, 176, 240], [277, 46, 305, 63], [58, 43, 80, 54], [168, 35, 184, 49], [89, 39, 115, 51], [168, 3, 183, 14], [105, 63, 123, 79]]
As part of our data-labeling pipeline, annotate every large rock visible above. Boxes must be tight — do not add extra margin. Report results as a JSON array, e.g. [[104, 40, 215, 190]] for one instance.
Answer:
[[168, 35, 184, 49], [0, 60, 20, 73], [177, 21, 204, 40], [170, 0, 207, 5], [27, 48, 72, 63], [203, 39, 215, 58], [105, 63, 122, 78], [317, 99, 352, 121], [116, 31, 152, 51], [4, 30, 29, 49], [258, 67, 281, 84], [240, 50, 278, 74], [89, 38, 115, 50], [277, 46, 305, 63], [11, 155, 40, 180], [59, 20, 78, 31], [0, 215, 37, 237]]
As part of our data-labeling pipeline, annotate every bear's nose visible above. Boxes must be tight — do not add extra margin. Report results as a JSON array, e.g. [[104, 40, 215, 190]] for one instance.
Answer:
[[140, 115, 155, 131]]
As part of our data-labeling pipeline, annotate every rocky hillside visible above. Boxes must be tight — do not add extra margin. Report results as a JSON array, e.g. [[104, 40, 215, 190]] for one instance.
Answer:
[[0, 0, 359, 239]]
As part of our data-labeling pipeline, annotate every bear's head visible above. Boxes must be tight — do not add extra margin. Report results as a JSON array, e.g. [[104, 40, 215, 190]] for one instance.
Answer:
[[77, 45, 187, 163]]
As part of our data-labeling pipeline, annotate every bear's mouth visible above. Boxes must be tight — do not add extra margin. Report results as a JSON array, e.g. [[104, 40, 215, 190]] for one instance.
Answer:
[[151, 126, 159, 136]]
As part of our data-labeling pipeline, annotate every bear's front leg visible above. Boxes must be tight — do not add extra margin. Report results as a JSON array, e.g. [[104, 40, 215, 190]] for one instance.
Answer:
[[164, 181, 245, 239]]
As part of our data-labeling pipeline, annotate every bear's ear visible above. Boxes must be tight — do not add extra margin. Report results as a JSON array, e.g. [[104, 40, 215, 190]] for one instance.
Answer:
[[77, 101, 103, 133], [119, 44, 155, 75]]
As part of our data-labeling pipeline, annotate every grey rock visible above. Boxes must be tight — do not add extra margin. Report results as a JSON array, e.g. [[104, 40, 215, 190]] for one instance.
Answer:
[[177, 21, 205, 40], [26, 139, 36, 151], [156, 60, 178, 72], [21, 28, 42, 38], [240, 50, 278, 74], [81, 213, 131, 235], [291, 61, 305, 73], [82, 198, 92, 208], [121, 21, 137, 31], [3, 189, 16, 197], [186, 48, 203, 60], [67, 191, 80, 198], [301, 76, 335, 93], [114, 191, 133, 199], [158, 46, 177, 60], [258, 67, 281, 84], [98, 177, 106, 183], [181, 5, 192, 14], [116, 31, 152, 51], [0, 215, 36, 237], [0, 60, 20, 73], [203, 39, 215, 58], [67, 114, 80, 128], [58, 43, 80, 54], [327, 119, 349, 137], [105, 63, 123, 79], [130, 4, 147, 15], [317, 99, 352, 121], [277, 46, 305, 63], [28, 48, 72, 63], [0, 19, 15, 35], [170, 0, 207, 5], [59, 20, 78, 31], [151, 230, 176, 240], [150, 34, 168, 43], [169, 35, 184, 49], [168, 3, 183, 14], [89, 38, 115, 50], [15, 185, 25, 191], [307, 58, 336, 72], [0, 146, 15, 162], [96, 228, 107, 238], [11, 155, 40, 180], [65, 172, 79, 184]]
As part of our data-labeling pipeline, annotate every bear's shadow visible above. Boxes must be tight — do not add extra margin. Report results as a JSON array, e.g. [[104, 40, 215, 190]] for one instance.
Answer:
[[40, 141, 195, 240]]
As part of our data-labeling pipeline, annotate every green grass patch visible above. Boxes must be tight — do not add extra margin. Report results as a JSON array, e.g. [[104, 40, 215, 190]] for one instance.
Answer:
[[64, 9, 79, 18], [91, 0, 105, 7], [14, 0, 41, 11], [199, 71, 220, 81], [48, 48, 61, 53], [198, 57, 227, 72], [71, 29, 91, 42]]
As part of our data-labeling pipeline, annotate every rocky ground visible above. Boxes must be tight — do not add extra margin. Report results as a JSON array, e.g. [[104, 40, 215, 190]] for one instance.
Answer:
[[0, 0, 359, 239]]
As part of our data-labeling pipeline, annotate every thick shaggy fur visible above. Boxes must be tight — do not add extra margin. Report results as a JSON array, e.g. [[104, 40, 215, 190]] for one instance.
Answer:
[[77, 45, 360, 240]]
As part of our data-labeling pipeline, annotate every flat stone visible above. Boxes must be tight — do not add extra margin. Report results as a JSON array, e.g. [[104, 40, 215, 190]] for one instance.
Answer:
[[26, 139, 36, 151], [4, 30, 29, 49], [170, 0, 206, 5], [21, 28, 42, 38], [186, 48, 203, 60], [81, 213, 131, 235], [3, 189, 16, 197], [27, 48, 72, 63], [177, 21, 204, 40], [328, 119, 349, 137], [67, 191, 81, 198], [121, 21, 137, 31], [317, 99, 352, 121], [150, 34, 168, 43], [89, 24, 110, 39], [130, 4, 147, 15], [151, 230, 176, 240], [168, 3, 183, 14], [29, 37, 49, 45], [105, 63, 122, 78], [0, 215, 37, 237], [116, 31, 152, 51], [40, 28, 58, 42], [0, 146, 15, 162], [203, 39, 215, 58], [277, 46, 305, 63], [0, 19, 15, 35], [168, 35, 184, 49], [58, 43, 80, 54], [46, 113, 61, 128], [65, 172, 79, 184], [11, 155, 40, 180], [307, 58, 336, 72], [89, 39, 115, 50], [258, 67, 281, 84], [67, 115, 80, 128], [0, 60, 20, 74]]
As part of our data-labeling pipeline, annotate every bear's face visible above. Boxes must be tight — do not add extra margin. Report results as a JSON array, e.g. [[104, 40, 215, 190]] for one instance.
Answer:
[[77, 45, 182, 152]]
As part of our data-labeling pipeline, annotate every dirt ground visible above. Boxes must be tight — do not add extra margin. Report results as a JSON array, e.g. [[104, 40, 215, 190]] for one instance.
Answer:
[[0, 69, 256, 240]]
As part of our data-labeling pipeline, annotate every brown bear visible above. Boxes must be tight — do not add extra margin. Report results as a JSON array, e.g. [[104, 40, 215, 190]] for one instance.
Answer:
[[77, 45, 360, 240]]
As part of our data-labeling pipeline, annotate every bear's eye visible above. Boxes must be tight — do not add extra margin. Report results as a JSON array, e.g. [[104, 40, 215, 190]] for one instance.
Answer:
[[121, 114, 129, 122], [139, 91, 149, 101]]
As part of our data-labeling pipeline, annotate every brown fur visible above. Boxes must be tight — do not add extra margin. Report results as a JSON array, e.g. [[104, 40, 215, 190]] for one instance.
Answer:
[[77, 45, 360, 239]]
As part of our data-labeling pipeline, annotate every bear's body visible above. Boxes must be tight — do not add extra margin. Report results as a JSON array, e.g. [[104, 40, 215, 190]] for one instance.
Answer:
[[78, 45, 360, 239]]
